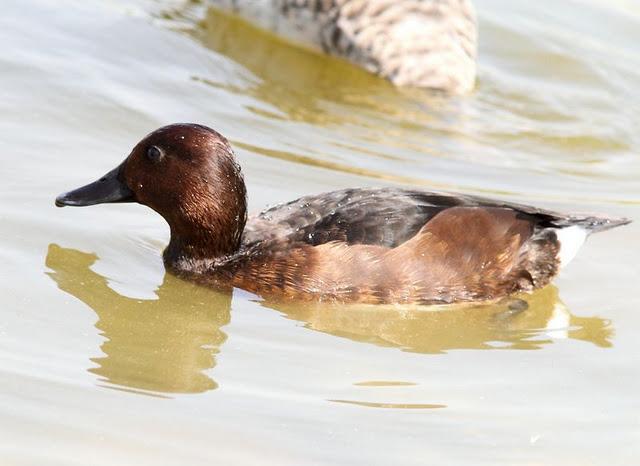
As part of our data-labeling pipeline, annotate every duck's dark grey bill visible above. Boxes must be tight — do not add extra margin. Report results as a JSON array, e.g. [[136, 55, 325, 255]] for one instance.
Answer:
[[55, 164, 134, 207]]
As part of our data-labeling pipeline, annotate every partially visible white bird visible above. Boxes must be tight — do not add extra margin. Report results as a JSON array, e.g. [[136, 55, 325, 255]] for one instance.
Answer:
[[210, 0, 478, 94]]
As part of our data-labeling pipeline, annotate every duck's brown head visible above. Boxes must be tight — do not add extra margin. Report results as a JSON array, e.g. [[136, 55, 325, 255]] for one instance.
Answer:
[[56, 124, 247, 263]]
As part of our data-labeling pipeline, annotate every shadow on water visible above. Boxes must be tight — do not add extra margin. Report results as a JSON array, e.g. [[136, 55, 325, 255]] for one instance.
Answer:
[[45, 244, 613, 396]]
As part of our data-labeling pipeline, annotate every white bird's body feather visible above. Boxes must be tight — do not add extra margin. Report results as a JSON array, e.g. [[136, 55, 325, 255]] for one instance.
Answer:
[[553, 226, 588, 269]]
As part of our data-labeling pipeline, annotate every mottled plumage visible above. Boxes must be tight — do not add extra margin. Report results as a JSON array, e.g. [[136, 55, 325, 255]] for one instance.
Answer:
[[211, 0, 478, 93], [243, 187, 622, 248], [55, 124, 630, 305]]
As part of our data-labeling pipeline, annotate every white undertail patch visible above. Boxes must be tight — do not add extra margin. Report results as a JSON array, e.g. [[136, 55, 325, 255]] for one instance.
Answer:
[[553, 226, 588, 269]]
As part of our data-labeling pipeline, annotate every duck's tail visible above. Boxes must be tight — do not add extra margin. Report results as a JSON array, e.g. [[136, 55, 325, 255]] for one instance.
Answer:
[[549, 214, 630, 269], [556, 214, 631, 235]]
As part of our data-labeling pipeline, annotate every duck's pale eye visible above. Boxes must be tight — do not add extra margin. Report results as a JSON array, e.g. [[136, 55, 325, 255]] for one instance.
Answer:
[[146, 145, 164, 163]]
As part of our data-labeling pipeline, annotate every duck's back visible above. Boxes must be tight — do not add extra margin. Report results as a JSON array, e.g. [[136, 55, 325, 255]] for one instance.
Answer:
[[243, 187, 618, 248], [234, 188, 628, 304], [243, 188, 463, 248]]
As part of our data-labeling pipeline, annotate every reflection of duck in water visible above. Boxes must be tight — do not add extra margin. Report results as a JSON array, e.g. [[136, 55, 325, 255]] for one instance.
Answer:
[[46, 245, 612, 395], [45, 244, 231, 395], [264, 285, 613, 353], [208, 0, 478, 94]]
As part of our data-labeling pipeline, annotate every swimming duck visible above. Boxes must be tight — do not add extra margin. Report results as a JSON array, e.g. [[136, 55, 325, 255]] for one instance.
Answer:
[[209, 0, 477, 93], [55, 124, 630, 305]]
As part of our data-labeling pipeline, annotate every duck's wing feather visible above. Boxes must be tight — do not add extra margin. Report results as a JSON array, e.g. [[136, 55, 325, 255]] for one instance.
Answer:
[[242, 188, 625, 249]]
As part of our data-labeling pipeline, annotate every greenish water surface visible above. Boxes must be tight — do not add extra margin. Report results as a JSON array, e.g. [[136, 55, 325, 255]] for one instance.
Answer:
[[0, 1, 638, 465]]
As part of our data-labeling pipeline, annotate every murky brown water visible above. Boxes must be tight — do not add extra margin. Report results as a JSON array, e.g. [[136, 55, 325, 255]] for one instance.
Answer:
[[1, 0, 638, 465]]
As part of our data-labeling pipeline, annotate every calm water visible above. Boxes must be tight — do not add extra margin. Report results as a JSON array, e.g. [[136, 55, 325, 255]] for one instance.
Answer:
[[1, 0, 639, 464]]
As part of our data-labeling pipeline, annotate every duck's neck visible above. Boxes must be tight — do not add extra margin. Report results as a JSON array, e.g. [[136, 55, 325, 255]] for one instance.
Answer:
[[163, 201, 247, 272]]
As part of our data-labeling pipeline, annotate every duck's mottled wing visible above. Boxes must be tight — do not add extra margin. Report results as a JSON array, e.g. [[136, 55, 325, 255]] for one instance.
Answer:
[[243, 188, 471, 248], [242, 187, 629, 250]]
